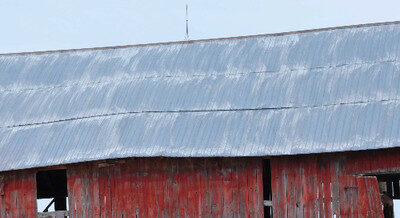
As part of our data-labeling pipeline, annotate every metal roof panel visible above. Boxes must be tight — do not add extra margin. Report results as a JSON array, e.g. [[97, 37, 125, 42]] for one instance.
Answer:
[[0, 22, 400, 171]]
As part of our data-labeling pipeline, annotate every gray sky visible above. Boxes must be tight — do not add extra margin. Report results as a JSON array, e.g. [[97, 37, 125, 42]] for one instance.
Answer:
[[1, 0, 400, 53]]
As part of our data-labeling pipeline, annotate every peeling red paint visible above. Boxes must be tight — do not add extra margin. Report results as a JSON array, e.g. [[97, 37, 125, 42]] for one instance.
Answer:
[[2, 149, 400, 217], [0, 171, 36, 218], [270, 149, 400, 217], [67, 158, 263, 217]]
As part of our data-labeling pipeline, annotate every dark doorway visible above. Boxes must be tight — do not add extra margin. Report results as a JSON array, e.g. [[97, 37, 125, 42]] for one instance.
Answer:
[[263, 159, 272, 218], [375, 174, 400, 218], [36, 169, 68, 212]]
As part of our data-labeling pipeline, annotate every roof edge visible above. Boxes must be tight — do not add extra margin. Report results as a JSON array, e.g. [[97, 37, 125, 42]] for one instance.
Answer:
[[1, 20, 400, 56]]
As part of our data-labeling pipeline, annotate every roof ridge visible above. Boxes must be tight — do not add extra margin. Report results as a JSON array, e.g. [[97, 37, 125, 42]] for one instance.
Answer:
[[1, 20, 399, 57]]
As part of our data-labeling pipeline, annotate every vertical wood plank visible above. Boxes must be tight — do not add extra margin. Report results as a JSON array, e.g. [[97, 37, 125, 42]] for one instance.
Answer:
[[66, 157, 263, 217], [393, 180, 400, 198], [270, 151, 400, 218], [271, 157, 286, 217], [0, 171, 36, 218], [356, 176, 384, 217]]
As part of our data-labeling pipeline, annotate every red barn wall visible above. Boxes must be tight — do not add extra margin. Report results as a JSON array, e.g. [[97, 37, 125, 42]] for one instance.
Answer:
[[0, 170, 36, 218], [2, 149, 400, 217], [67, 157, 263, 217], [270, 148, 400, 217]]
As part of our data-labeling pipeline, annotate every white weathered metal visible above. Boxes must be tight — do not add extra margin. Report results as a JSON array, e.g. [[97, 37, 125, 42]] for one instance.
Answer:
[[0, 21, 400, 171]]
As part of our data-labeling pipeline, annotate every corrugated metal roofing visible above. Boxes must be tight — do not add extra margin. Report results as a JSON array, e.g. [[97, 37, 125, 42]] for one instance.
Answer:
[[1, 21, 400, 171]]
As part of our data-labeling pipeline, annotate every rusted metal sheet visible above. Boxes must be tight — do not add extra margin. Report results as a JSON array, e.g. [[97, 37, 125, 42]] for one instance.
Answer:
[[270, 149, 400, 217], [0, 171, 36, 218], [67, 158, 263, 217]]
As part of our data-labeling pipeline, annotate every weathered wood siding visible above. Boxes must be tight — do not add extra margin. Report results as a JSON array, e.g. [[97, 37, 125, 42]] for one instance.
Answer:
[[270, 149, 400, 217], [67, 158, 263, 217], [2, 149, 400, 217], [0, 171, 36, 218]]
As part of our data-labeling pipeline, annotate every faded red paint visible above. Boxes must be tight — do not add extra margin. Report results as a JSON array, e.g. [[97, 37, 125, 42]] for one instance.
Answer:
[[67, 158, 263, 217], [2, 149, 400, 217], [0, 171, 36, 218], [270, 149, 400, 217]]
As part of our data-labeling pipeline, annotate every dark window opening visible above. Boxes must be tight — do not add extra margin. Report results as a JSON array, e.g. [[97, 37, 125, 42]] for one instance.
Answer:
[[263, 159, 273, 218], [376, 174, 400, 218], [36, 169, 68, 214]]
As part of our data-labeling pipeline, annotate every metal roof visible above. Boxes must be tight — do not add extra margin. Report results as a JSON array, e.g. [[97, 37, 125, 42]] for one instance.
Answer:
[[1, 21, 400, 171]]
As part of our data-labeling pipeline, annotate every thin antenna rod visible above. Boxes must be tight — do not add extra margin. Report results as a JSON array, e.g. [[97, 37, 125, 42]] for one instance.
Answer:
[[185, 4, 189, 40]]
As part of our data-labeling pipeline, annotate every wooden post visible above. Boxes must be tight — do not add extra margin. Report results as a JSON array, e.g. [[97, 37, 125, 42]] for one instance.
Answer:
[[0, 176, 4, 196]]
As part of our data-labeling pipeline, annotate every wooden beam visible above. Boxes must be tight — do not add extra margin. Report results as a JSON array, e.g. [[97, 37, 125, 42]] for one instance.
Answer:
[[0, 176, 4, 196], [393, 181, 400, 198], [37, 210, 69, 218]]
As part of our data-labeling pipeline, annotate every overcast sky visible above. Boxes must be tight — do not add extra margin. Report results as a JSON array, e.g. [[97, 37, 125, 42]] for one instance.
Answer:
[[1, 0, 400, 54]]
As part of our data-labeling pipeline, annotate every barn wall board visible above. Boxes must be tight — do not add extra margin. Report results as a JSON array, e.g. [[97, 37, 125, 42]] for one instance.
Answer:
[[270, 149, 400, 217], [2, 149, 399, 217], [0, 170, 37, 218], [67, 158, 263, 217]]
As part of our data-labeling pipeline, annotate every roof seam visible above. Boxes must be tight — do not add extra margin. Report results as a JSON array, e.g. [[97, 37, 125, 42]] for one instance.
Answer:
[[1, 58, 397, 94], [3, 97, 398, 129]]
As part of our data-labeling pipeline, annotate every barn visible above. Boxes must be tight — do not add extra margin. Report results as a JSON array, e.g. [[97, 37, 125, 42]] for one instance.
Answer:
[[1, 21, 400, 217]]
